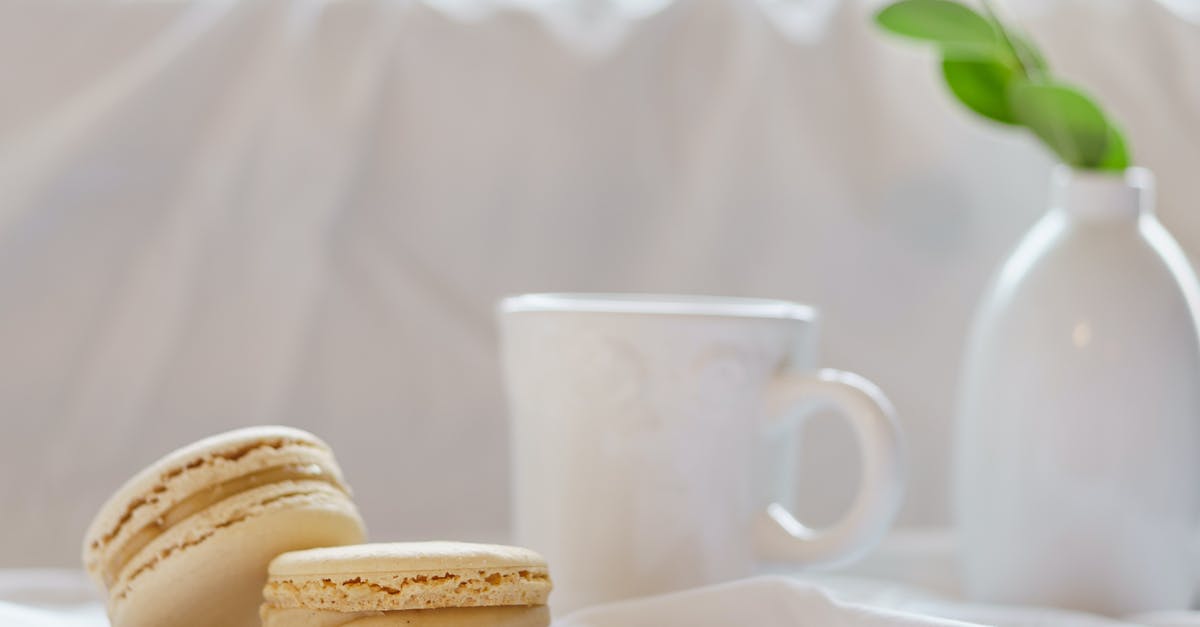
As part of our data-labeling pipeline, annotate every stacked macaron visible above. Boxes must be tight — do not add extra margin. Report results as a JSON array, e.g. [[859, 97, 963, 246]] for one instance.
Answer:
[[83, 426, 368, 627], [83, 427, 553, 627]]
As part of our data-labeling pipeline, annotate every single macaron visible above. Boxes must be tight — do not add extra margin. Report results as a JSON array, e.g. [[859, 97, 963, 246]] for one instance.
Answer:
[[261, 542, 553, 626], [83, 426, 367, 627]]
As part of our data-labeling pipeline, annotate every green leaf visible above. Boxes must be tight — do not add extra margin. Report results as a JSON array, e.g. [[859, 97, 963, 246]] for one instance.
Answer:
[[1009, 81, 1124, 169], [979, 2, 1049, 77], [1009, 32, 1049, 75], [875, 0, 1000, 55], [1099, 124, 1131, 171], [942, 57, 1020, 124]]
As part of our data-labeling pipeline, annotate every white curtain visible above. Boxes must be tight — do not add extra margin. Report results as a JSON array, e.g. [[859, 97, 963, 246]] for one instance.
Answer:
[[0, 0, 1197, 566]]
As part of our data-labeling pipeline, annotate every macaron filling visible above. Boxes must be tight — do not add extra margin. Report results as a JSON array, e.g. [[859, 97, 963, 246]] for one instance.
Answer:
[[262, 567, 551, 612], [102, 463, 346, 586], [260, 605, 551, 627]]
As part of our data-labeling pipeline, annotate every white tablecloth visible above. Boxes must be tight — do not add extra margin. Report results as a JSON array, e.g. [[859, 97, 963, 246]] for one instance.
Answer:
[[5, 574, 1198, 627], [6, 532, 1200, 627], [0, 574, 977, 627]]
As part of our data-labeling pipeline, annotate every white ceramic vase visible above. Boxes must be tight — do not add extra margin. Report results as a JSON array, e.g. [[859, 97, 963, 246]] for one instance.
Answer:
[[955, 166, 1200, 615]]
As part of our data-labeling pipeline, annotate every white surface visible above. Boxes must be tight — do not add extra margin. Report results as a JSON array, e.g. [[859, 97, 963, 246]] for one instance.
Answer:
[[0, 575, 973, 627], [829, 529, 1200, 626], [4, 560, 1200, 627], [955, 168, 1200, 614], [556, 576, 976, 626], [499, 293, 817, 319], [1, 0, 1200, 567], [500, 294, 902, 611]]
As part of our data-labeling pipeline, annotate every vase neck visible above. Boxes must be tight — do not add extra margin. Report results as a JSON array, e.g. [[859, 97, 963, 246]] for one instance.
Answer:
[[1051, 165, 1154, 221]]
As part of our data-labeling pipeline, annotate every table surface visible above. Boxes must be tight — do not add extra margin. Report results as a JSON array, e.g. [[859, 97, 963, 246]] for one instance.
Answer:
[[3, 529, 1198, 627]]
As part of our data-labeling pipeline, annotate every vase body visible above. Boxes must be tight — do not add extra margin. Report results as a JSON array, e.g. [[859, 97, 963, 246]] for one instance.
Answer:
[[955, 167, 1200, 615]]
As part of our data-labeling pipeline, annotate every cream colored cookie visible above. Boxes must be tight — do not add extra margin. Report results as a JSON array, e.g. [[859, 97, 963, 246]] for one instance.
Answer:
[[82, 426, 367, 627], [262, 542, 553, 627], [262, 605, 551, 627]]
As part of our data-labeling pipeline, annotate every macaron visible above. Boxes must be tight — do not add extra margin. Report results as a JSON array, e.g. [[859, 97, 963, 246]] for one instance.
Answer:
[[261, 542, 553, 626], [83, 426, 367, 627]]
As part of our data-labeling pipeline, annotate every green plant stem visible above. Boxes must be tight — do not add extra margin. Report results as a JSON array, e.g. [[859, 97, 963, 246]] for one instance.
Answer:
[[980, 0, 1042, 81]]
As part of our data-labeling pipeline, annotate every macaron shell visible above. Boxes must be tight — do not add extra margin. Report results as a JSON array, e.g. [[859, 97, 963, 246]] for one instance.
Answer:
[[264, 542, 551, 613], [269, 542, 546, 576], [84, 426, 344, 582], [261, 605, 551, 627], [110, 487, 364, 627]]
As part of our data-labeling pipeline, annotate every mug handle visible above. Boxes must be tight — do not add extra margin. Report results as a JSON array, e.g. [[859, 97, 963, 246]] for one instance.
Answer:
[[753, 368, 905, 566]]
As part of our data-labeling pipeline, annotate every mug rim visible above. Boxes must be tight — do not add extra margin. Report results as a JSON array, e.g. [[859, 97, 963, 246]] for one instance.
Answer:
[[499, 293, 817, 321]]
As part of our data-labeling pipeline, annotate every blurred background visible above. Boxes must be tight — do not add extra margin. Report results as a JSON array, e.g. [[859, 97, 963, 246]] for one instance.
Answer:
[[0, 0, 1197, 568]]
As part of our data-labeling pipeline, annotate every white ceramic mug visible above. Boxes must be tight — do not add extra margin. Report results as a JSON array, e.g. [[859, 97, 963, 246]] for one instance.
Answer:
[[498, 294, 905, 612]]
